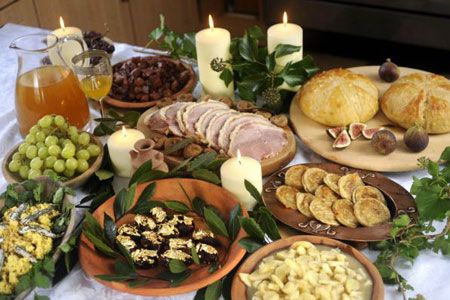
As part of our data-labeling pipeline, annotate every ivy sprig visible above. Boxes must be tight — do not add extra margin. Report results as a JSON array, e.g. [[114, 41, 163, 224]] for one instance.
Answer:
[[93, 109, 140, 137]]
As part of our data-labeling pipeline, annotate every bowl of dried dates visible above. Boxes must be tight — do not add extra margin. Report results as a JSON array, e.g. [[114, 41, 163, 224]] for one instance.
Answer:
[[105, 56, 196, 109]]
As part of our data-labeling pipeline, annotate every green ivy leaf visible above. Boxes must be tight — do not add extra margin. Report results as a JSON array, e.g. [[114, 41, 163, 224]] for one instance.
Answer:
[[164, 138, 193, 155], [169, 259, 187, 273], [239, 31, 258, 62], [192, 197, 206, 216], [274, 44, 301, 58], [191, 246, 201, 265], [239, 237, 263, 253], [204, 207, 229, 238], [393, 214, 411, 227], [247, 25, 265, 40], [440, 146, 450, 161], [114, 184, 137, 220], [192, 169, 221, 185], [244, 180, 262, 204], [136, 182, 156, 205], [205, 279, 223, 300], [83, 230, 117, 258], [427, 160, 440, 177], [33, 183, 44, 202], [103, 213, 116, 246], [266, 52, 276, 71], [157, 270, 192, 286], [240, 217, 265, 241], [258, 207, 281, 241], [33, 270, 51, 288], [219, 69, 233, 87], [164, 201, 190, 213], [95, 169, 114, 181], [188, 151, 217, 172], [129, 160, 153, 186], [52, 187, 64, 204], [228, 204, 243, 241]]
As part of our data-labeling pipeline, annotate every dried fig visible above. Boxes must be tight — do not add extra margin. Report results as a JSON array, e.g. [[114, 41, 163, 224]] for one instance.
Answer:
[[270, 115, 288, 127], [164, 137, 184, 156], [255, 110, 273, 119], [216, 96, 234, 108], [147, 131, 167, 149], [236, 100, 256, 112], [183, 143, 203, 158]]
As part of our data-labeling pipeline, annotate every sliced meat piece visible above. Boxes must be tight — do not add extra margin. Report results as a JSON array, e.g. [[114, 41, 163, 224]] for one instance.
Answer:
[[228, 122, 287, 161], [205, 110, 239, 147], [218, 113, 272, 152], [182, 100, 229, 136], [195, 108, 230, 140], [160, 102, 189, 136], [176, 102, 196, 134], [144, 110, 169, 134]]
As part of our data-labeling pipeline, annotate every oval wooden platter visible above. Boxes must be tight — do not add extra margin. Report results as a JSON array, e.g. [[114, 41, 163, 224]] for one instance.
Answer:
[[2, 133, 103, 189], [290, 65, 449, 172], [79, 178, 248, 296], [137, 107, 296, 176], [104, 56, 196, 110], [231, 235, 384, 300], [262, 163, 417, 242]]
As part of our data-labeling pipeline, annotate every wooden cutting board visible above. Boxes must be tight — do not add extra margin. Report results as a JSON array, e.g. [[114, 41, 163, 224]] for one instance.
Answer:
[[290, 66, 449, 172]]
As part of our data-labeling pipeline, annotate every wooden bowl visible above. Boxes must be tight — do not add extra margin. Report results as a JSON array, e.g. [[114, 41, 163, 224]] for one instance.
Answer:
[[231, 235, 384, 300], [2, 133, 103, 189], [79, 178, 248, 296], [104, 56, 196, 110], [0, 177, 76, 300], [263, 163, 418, 242]]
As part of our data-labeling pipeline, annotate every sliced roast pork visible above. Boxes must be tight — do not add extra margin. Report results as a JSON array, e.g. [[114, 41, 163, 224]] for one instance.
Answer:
[[195, 108, 230, 140], [228, 122, 287, 160], [144, 110, 169, 134], [217, 113, 272, 152], [182, 101, 229, 136], [176, 102, 196, 134], [159, 102, 190, 136], [205, 110, 239, 147]]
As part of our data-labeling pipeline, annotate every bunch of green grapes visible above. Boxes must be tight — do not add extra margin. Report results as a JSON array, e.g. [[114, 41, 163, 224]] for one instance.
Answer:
[[8, 115, 101, 180]]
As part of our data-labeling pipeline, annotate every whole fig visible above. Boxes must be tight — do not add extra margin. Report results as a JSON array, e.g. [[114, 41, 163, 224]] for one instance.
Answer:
[[404, 125, 429, 152], [379, 58, 400, 82], [371, 130, 397, 155]]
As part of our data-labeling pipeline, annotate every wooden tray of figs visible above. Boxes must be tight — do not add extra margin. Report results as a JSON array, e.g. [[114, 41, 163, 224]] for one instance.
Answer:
[[262, 162, 418, 242]]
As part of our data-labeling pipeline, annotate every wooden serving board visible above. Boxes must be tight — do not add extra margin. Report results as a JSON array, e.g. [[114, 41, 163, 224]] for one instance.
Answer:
[[137, 107, 296, 176], [290, 66, 450, 172]]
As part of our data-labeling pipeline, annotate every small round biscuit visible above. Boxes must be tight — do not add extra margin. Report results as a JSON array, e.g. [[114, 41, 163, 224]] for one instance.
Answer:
[[302, 168, 328, 193], [354, 197, 391, 227], [323, 173, 341, 195], [352, 185, 385, 204], [315, 185, 339, 202], [309, 197, 340, 226], [285, 165, 308, 190], [338, 173, 364, 199], [332, 199, 359, 228], [296, 193, 315, 217], [275, 185, 299, 209]]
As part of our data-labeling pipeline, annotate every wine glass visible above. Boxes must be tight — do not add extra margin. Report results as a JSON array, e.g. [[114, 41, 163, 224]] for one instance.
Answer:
[[72, 49, 112, 117]]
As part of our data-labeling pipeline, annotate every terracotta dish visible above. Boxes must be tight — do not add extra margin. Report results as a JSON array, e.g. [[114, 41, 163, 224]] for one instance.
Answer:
[[263, 163, 417, 242], [79, 178, 247, 296], [231, 235, 384, 300]]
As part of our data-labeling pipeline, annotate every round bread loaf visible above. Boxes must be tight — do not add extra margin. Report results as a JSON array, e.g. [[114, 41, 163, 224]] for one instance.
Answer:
[[381, 73, 450, 134], [297, 68, 379, 127]]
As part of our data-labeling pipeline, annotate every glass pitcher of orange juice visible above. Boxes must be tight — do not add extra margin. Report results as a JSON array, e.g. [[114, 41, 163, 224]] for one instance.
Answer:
[[9, 33, 90, 135]]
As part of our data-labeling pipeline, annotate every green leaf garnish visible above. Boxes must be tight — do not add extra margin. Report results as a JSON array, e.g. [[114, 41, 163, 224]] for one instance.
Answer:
[[204, 207, 229, 238]]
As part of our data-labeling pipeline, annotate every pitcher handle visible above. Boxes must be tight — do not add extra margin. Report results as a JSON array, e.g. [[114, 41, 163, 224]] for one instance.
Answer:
[[56, 34, 86, 68]]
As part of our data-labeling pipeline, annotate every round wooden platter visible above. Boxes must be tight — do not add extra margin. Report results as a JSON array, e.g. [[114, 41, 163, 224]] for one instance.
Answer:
[[137, 107, 296, 176], [103, 56, 196, 110], [262, 163, 417, 242], [79, 178, 248, 297], [231, 235, 384, 300], [2, 133, 103, 189], [290, 65, 449, 172]]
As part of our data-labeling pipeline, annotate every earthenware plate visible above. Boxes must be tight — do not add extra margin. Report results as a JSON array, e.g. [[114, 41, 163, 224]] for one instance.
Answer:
[[231, 235, 384, 300], [262, 163, 417, 242], [79, 178, 247, 296]]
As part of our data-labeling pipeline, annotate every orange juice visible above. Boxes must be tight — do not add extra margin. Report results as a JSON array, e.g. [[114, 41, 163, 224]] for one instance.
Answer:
[[15, 65, 90, 135], [79, 75, 112, 101]]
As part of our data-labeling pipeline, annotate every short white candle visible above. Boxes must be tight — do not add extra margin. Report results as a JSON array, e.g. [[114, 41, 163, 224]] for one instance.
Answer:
[[267, 12, 303, 91], [48, 17, 86, 68], [107, 126, 145, 178], [220, 150, 263, 211], [195, 15, 234, 98]]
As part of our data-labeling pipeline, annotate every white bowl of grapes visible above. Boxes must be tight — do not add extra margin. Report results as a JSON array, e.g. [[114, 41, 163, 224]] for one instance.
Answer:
[[3, 115, 103, 188]]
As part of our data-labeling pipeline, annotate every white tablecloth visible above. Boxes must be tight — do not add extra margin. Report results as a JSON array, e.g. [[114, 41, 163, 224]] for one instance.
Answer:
[[0, 23, 449, 300]]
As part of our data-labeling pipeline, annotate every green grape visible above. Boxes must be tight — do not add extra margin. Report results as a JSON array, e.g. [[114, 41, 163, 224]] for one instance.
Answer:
[[18, 143, 29, 155], [45, 156, 57, 168], [54, 115, 66, 127], [12, 152, 22, 161], [61, 139, 73, 147], [53, 159, 65, 173], [25, 145, 38, 159], [65, 158, 78, 171], [45, 135, 58, 147], [19, 165, 30, 179], [68, 126, 78, 136], [76, 149, 90, 160], [25, 134, 36, 144], [28, 169, 42, 180], [63, 169, 75, 178], [78, 132, 90, 146], [38, 147, 48, 159], [41, 127, 51, 136], [35, 131, 46, 142], [77, 159, 89, 173], [36, 142, 45, 149], [43, 169, 57, 177], [29, 125, 39, 135], [30, 157, 43, 170], [8, 160, 21, 172], [69, 132, 79, 144], [87, 144, 101, 157], [61, 146, 75, 159], [38, 115, 53, 128], [48, 145, 61, 156]]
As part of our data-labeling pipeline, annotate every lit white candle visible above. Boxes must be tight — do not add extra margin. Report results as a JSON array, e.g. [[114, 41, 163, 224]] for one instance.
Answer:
[[267, 12, 303, 91], [195, 15, 234, 98], [48, 17, 86, 67], [107, 126, 145, 178], [220, 150, 263, 211]]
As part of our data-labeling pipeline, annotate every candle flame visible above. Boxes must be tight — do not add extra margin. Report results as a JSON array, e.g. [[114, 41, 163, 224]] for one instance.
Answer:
[[59, 16, 65, 30], [208, 14, 215, 31], [237, 149, 241, 164], [122, 126, 127, 137], [283, 11, 288, 26]]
